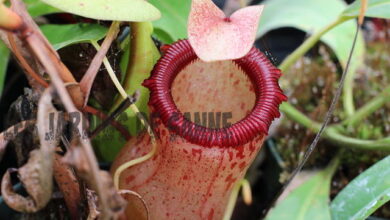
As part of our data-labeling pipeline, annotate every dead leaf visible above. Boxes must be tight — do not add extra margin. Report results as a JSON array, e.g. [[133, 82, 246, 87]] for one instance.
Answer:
[[62, 145, 90, 179], [86, 189, 100, 220], [8, 1, 125, 217], [1, 88, 59, 213], [63, 143, 127, 218], [0, 120, 35, 161], [53, 153, 82, 219], [188, 0, 263, 61]]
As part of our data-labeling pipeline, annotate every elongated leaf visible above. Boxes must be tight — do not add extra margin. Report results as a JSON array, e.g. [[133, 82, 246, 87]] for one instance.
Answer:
[[342, 0, 390, 19], [0, 42, 9, 95], [149, 0, 191, 42], [40, 24, 108, 50], [330, 156, 390, 220], [40, 0, 161, 22], [153, 28, 175, 44], [25, 0, 60, 17], [257, 0, 365, 69], [266, 158, 339, 220]]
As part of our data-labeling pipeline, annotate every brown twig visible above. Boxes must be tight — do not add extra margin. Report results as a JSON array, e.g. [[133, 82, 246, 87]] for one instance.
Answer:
[[9, 0, 122, 218], [80, 21, 121, 107], [83, 105, 131, 140], [7, 32, 49, 87]]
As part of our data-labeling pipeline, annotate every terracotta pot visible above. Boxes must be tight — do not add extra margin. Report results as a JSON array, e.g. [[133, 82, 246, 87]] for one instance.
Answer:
[[111, 40, 286, 220]]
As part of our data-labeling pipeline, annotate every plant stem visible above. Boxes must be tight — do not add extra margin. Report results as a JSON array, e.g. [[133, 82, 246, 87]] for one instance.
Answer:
[[280, 102, 321, 132], [342, 85, 390, 126], [90, 40, 127, 98], [278, 17, 347, 72], [343, 63, 357, 116], [223, 179, 251, 220], [275, 15, 390, 151], [325, 127, 390, 151], [280, 103, 390, 151]]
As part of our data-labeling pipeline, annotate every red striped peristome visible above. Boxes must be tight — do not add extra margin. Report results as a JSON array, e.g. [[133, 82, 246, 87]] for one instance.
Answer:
[[111, 39, 287, 220], [143, 39, 287, 147]]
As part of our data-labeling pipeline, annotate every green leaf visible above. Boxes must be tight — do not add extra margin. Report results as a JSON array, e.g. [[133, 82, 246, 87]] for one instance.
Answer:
[[0, 42, 9, 95], [40, 0, 161, 22], [149, 0, 191, 42], [119, 22, 160, 135], [153, 28, 175, 44], [266, 158, 339, 220], [342, 0, 390, 19], [330, 156, 390, 220], [25, 0, 61, 17], [257, 0, 365, 69], [40, 24, 108, 50]]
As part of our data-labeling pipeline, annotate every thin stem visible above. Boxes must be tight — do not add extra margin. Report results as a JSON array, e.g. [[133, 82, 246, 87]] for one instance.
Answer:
[[7, 33, 49, 88], [241, 179, 252, 205], [113, 131, 157, 189], [325, 127, 390, 151], [113, 103, 157, 189], [343, 63, 357, 116], [344, 0, 368, 116], [80, 21, 120, 106], [280, 96, 390, 151], [84, 104, 131, 140], [280, 102, 321, 132], [279, 17, 347, 72], [342, 85, 390, 126], [223, 179, 252, 220], [90, 40, 127, 98]]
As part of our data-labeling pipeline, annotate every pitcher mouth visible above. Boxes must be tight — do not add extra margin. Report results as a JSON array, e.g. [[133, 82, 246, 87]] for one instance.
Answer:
[[143, 39, 287, 147]]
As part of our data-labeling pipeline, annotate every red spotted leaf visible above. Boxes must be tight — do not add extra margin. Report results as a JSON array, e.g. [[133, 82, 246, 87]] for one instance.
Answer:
[[188, 0, 263, 62]]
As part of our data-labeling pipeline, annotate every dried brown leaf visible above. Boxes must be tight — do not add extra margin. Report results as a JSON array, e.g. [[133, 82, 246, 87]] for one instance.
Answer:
[[8, 1, 123, 217], [53, 153, 82, 219], [86, 189, 100, 220], [62, 144, 91, 179], [2, 148, 54, 212], [0, 120, 35, 161], [1, 88, 58, 213], [63, 144, 127, 219]]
